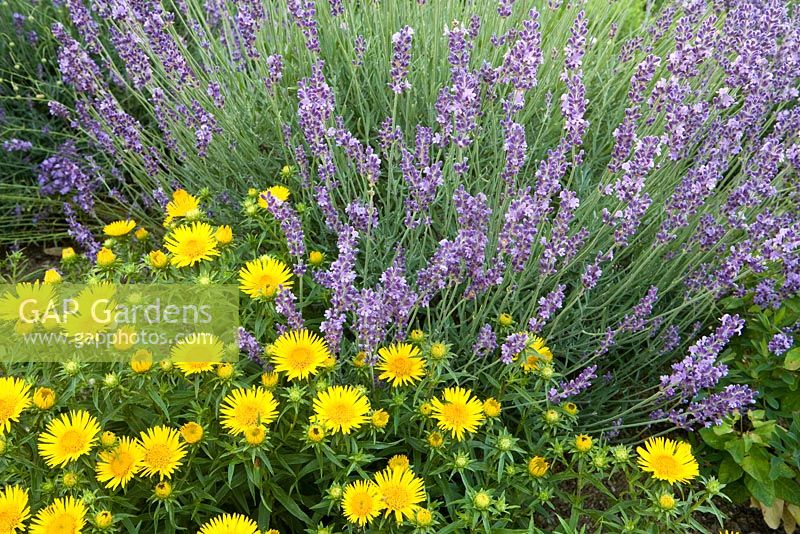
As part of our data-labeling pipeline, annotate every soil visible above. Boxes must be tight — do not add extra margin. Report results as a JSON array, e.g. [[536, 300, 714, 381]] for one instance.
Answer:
[[700, 500, 776, 534]]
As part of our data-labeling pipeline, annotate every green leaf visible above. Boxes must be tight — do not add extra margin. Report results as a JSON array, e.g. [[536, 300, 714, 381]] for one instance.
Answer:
[[719, 456, 744, 483], [769, 457, 795, 481], [745, 476, 776, 506], [776, 478, 800, 506], [270, 484, 312, 523], [785, 347, 800, 371], [741, 447, 772, 484], [725, 439, 747, 464], [700, 427, 730, 449]]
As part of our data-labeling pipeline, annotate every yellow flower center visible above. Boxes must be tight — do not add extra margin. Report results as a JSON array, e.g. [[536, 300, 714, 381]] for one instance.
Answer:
[[381, 483, 412, 511], [235, 401, 263, 427], [108, 451, 135, 477], [350, 493, 375, 517], [387, 356, 413, 377], [257, 273, 278, 294], [179, 239, 206, 260], [651, 454, 681, 478], [144, 444, 172, 470], [59, 430, 86, 454], [289, 346, 314, 370], [49, 512, 78, 532], [441, 402, 468, 428], [326, 402, 356, 427], [0, 510, 22, 531]]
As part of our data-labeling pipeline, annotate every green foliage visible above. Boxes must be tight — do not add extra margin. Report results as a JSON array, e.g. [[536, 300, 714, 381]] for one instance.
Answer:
[[700, 296, 800, 529]]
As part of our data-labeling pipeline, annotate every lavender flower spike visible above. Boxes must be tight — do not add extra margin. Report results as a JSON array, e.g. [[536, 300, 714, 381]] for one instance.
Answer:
[[389, 26, 414, 94], [548, 365, 598, 403]]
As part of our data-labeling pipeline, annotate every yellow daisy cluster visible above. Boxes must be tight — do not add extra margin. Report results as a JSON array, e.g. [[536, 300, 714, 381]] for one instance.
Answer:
[[342, 458, 427, 527], [0, 178, 730, 534]]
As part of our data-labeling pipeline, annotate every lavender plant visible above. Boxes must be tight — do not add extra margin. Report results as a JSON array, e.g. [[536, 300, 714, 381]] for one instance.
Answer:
[[22, 0, 800, 435], [0, 0, 144, 247]]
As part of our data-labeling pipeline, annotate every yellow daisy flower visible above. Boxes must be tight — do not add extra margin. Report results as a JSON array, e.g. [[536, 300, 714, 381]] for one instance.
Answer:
[[342, 481, 384, 527], [165, 189, 199, 224], [103, 219, 136, 237], [270, 329, 331, 380], [96, 247, 117, 267], [373, 467, 426, 524], [238, 257, 293, 299], [426, 431, 444, 449], [38, 410, 101, 468], [257, 185, 290, 208], [0, 377, 32, 435], [42, 269, 62, 284], [637, 436, 699, 484], [0, 485, 30, 534], [0, 281, 55, 323], [94, 510, 113, 528], [308, 250, 325, 266], [261, 372, 279, 388], [415, 508, 433, 527], [482, 398, 501, 418], [137, 426, 186, 480], [430, 387, 485, 441], [130, 349, 153, 373], [148, 250, 168, 269], [153, 481, 172, 499], [371, 409, 390, 429], [179, 422, 204, 444], [575, 434, 593, 453], [171, 333, 225, 375], [244, 426, 266, 446], [164, 222, 220, 267], [658, 493, 677, 511], [219, 387, 279, 436], [95, 436, 144, 490], [377, 343, 426, 387], [214, 225, 233, 245], [33, 387, 56, 410], [198, 513, 259, 534], [29, 496, 86, 534], [306, 424, 325, 443], [527, 456, 549, 478], [388, 454, 410, 472], [521, 335, 553, 372], [313, 385, 371, 435]]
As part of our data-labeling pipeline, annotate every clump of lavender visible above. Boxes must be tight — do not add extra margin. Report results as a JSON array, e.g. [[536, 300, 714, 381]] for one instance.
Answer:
[[653, 314, 756, 428], [37, 142, 97, 213], [39, 0, 800, 435]]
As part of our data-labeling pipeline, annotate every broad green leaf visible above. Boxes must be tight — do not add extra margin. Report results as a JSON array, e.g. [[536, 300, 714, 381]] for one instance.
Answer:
[[719, 456, 743, 483], [785, 348, 800, 371], [746, 476, 776, 506], [776, 479, 800, 506], [741, 447, 772, 484]]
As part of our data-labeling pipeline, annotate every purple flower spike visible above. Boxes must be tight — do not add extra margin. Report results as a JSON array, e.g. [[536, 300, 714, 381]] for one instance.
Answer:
[[389, 26, 414, 94], [548, 365, 598, 403]]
